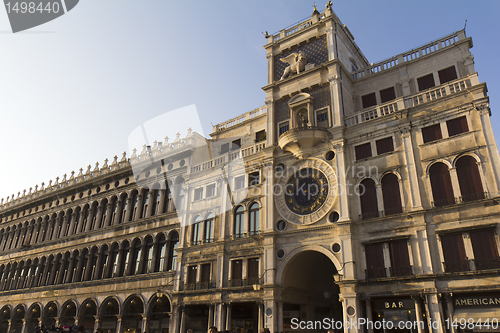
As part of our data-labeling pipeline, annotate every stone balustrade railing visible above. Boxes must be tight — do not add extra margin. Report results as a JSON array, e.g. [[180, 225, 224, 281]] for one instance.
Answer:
[[0, 129, 203, 212], [190, 142, 266, 174], [345, 73, 478, 127], [352, 30, 466, 80], [213, 106, 267, 132]]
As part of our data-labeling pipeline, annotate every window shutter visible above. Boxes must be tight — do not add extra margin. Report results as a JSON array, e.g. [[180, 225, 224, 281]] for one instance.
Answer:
[[456, 156, 484, 201], [469, 229, 500, 269], [365, 243, 385, 278], [440, 233, 467, 272], [381, 173, 402, 215], [360, 178, 379, 219], [355, 143, 372, 160], [376, 137, 394, 155], [447, 116, 469, 137], [422, 124, 443, 143], [429, 163, 455, 206]]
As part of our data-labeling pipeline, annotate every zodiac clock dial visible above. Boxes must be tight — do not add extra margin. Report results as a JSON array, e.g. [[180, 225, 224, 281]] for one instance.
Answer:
[[275, 159, 337, 225]]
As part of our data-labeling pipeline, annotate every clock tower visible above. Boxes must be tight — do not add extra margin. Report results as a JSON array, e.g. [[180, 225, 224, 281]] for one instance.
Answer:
[[261, 3, 363, 332]]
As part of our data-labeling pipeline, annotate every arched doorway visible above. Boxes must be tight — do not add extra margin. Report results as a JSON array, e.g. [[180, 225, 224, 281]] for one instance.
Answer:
[[148, 294, 171, 333], [122, 295, 144, 333], [27, 304, 41, 333], [101, 298, 119, 333], [43, 302, 58, 328], [11, 304, 25, 333], [60, 301, 77, 327], [80, 299, 97, 331], [281, 250, 342, 332], [0, 306, 10, 332]]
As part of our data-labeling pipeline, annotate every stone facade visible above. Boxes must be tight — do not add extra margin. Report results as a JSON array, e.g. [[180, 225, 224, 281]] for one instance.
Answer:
[[1, 3, 500, 333]]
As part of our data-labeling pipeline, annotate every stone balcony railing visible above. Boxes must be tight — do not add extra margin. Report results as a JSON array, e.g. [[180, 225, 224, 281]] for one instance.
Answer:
[[352, 30, 466, 80], [190, 142, 266, 174], [344, 73, 478, 127], [213, 105, 267, 133]]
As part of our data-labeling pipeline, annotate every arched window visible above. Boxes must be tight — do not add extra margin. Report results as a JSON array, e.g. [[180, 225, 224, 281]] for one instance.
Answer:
[[120, 193, 129, 224], [118, 241, 130, 277], [89, 202, 99, 230], [99, 198, 109, 229], [151, 185, 160, 215], [109, 196, 118, 226], [234, 206, 244, 238], [154, 234, 166, 272], [204, 213, 215, 243], [86, 246, 99, 281], [72, 207, 81, 235], [106, 243, 119, 278], [249, 203, 260, 236], [141, 188, 150, 219], [429, 162, 455, 207], [456, 156, 485, 202], [191, 216, 202, 245], [129, 190, 139, 221], [57, 252, 70, 285], [62, 209, 72, 237], [359, 178, 379, 219], [97, 244, 109, 280], [128, 238, 142, 275], [381, 174, 403, 215], [167, 232, 179, 271], [144, 236, 154, 274], [80, 205, 89, 233]]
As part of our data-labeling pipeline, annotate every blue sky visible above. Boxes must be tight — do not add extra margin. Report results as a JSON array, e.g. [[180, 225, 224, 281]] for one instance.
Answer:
[[1, 0, 499, 201]]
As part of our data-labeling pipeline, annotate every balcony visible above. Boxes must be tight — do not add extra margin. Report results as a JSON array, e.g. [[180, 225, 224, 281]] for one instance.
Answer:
[[472, 258, 500, 271], [184, 281, 215, 291], [432, 192, 489, 208], [365, 267, 387, 279], [390, 266, 413, 277], [345, 73, 478, 127], [443, 259, 470, 273], [229, 278, 261, 288], [278, 126, 330, 159]]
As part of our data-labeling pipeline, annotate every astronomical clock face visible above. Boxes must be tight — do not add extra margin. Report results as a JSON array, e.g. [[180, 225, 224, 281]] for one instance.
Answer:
[[275, 159, 337, 225]]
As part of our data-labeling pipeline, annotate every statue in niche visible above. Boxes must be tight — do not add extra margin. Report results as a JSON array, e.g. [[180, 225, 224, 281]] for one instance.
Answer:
[[298, 112, 308, 127], [280, 51, 307, 80]]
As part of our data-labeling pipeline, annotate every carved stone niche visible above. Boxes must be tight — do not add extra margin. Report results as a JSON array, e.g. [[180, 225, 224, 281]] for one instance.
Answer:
[[289, 92, 314, 129], [278, 92, 330, 159]]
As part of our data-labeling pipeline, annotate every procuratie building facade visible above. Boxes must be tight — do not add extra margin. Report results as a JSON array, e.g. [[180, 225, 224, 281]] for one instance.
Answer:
[[1, 3, 500, 333]]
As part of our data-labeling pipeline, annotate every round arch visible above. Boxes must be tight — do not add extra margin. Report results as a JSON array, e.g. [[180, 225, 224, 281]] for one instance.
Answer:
[[60, 300, 78, 327], [79, 298, 98, 331], [425, 159, 452, 175], [26, 303, 42, 332], [276, 245, 342, 284], [11, 304, 26, 333]]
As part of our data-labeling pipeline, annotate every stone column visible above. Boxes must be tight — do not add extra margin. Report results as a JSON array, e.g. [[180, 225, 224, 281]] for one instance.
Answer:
[[427, 294, 444, 333], [445, 294, 456, 333], [147, 189, 156, 217], [0, 229, 7, 250], [45, 215, 55, 240], [334, 142, 350, 221], [225, 304, 232, 331], [67, 212, 77, 236], [76, 209, 86, 234], [141, 314, 148, 333], [65, 255, 76, 284], [95, 204, 105, 230], [375, 184, 384, 214], [85, 206, 95, 232], [20, 318, 26, 333], [158, 189, 167, 215], [93, 316, 100, 333], [448, 168, 462, 201], [258, 303, 263, 333], [104, 201, 114, 227], [265, 99, 275, 145], [208, 305, 214, 331], [12, 226, 21, 248], [18, 225, 27, 247], [400, 127, 423, 210], [220, 303, 227, 331], [365, 298, 374, 333], [137, 243, 148, 275], [124, 197, 134, 223], [23, 224, 33, 246], [136, 193, 145, 220], [277, 301, 283, 332], [51, 214, 62, 240], [116, 315, 122, 333], [179, 308, 186, 333], [478, 106, 500, 195], [329, 73, 343, 127], [114, 199, 124, 225]]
